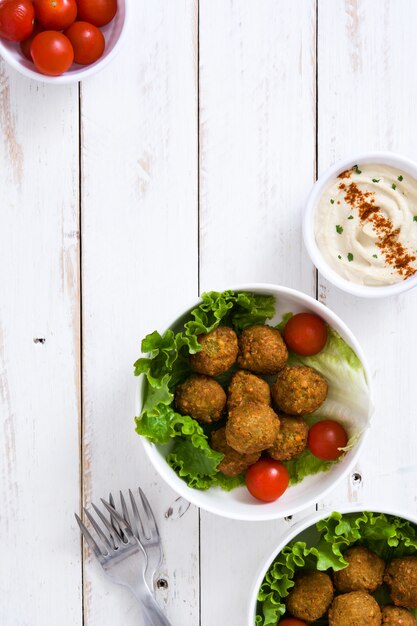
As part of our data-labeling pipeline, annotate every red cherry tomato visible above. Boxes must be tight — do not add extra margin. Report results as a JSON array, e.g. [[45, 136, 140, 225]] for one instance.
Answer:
[[31, 30, 74, 76], [76, 0, 117, 27], [279, 619, 308, 626], [283, 313, 328, 356], [20, 21, 42, 59], [65, 21, 105, 65], [33, 0, 76, 30], [308, 420, 348, 461], [245, 458, 289, 502], [0, 0, 34, 42]]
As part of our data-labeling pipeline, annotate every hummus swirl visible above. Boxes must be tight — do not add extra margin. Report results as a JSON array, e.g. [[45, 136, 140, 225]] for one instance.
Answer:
[[315, 164, 417, 285]]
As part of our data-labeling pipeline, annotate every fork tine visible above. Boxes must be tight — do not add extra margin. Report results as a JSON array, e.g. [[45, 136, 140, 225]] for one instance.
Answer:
[[101, 499, 133, 539], [129, 488, 145, 540], [109, 492, 124, 539], [75, 513, 103, 560], [139, 487, 160, 539], [91, 503, 123, 548], [119, 491, 131, 527], [83, 507, 112, 553]]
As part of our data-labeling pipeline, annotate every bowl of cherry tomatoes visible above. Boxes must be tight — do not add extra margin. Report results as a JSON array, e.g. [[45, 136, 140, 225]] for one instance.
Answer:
[[0, 0, 128, 83]]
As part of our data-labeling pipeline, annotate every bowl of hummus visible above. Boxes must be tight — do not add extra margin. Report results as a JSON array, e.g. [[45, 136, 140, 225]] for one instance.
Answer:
[[303, 152, 417, 297]]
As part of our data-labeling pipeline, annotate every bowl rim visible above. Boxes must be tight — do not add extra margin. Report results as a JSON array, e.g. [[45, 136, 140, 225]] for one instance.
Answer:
[[247, 503, 417, 625], [139, 282, 374, 521], [0, 0, 130, 84], [303, 150, 417, 298]]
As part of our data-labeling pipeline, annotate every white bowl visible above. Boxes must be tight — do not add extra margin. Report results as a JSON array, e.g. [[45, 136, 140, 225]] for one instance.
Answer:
[[138, 283, 373, 522], [0, 0, 128, 84], [247, 504, 417, 625], [303, 151, 417, 298]]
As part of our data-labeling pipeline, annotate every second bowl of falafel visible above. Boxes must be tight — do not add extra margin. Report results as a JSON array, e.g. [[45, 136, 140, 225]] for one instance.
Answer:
[[249, 506, 417, 625], [134, 284, 373, 521]]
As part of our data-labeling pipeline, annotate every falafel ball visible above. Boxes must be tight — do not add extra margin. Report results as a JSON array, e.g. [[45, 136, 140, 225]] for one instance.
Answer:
[[210, 427, 260, 477], [333, 546, 385, 593], [268, 415, 309, 461], [382, 605, 417, 626], [237, 325, 288, 375], [329, 591, 382, 626], [175, 374, 226, 424], [271, 365, 328, 415], [286, 571, 334, 622], [189, 326, 238, 376], [384, 557, 417, 608], [227, 369, 271, 410], [225, 401, 280, 454]]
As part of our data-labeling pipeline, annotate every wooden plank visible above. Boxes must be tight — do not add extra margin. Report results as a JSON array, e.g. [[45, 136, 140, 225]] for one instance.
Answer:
[[199, 0, 317, 293], [0, 66, 81, 624], [318, 0, 417, 513], [80, 1, 199, 623], [198, 1, 317, 624]]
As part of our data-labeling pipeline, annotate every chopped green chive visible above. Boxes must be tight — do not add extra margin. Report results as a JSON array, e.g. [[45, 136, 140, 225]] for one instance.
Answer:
[[392, 183, 397, 190], [414, 216, 417, 222], [348, 215, 354, 220], [373, 254, 378, 259], [353, 164, 362, 174], [398, 175, 403, 181], [330, 199, 335, 204], [338, 255, 342, 260], [347, 253, 354, 262], [372, 178, 380, 183], [336, 225, 343, 234]]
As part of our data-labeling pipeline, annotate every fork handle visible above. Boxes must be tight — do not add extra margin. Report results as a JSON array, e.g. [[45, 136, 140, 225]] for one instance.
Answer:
[[129, 582, 173, 626], [139, 592, 173, 626]]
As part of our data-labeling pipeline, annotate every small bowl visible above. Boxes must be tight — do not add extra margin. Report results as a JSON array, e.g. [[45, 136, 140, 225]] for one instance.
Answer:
[[138, 283, 374, 522], [247, 505, 417, 625], [303, 151, 417, 298], [0, 0, 129, 84]]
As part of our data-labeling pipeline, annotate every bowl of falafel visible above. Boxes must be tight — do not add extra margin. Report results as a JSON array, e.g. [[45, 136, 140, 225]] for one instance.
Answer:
[[134, 285, 373, 520], [250, 506, 417, 625]]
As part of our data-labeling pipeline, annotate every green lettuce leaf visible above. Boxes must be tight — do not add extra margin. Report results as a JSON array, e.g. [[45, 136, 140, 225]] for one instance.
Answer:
[[184, 290, 275, 336], [288, 326, 371, 443], [285, 449, 334, 485], [168, 438, 245, 490], [135, 291, 275, 490], [275, 312, 293, 333], [136, 403, 206, 444], [316, 511, 417, 561], [256, 541, 326, 625], [256, 511, 417, 625]]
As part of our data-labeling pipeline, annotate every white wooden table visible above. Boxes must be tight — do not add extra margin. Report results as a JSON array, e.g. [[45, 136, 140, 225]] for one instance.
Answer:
[[2, 1, 417, 624]]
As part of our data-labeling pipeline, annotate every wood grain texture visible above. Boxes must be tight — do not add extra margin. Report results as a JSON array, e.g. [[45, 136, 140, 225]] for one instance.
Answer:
[[198, 2, 317, 624], [0, 66, 81, 624], [3, 2, 417, 625], [317, 0, 417, 513], [199, 0, 317, 293], [80, 1, 199, 624]]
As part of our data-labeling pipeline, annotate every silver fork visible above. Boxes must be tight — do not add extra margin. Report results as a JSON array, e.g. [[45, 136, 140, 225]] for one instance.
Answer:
[[109, 488, 163, 590], [75, 499, 172, 626]]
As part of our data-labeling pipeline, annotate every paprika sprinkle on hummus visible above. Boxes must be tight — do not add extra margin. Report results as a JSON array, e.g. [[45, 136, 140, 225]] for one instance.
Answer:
[[315, 164, 417, 285]]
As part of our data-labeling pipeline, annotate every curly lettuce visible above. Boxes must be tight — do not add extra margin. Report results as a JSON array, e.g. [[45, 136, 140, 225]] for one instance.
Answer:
[[134, 291, 275, 490], [285, 448, 334, 486], [256, 511, 417, 625], [135, 295, 370, 492]]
